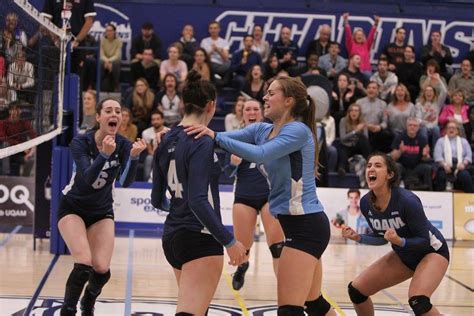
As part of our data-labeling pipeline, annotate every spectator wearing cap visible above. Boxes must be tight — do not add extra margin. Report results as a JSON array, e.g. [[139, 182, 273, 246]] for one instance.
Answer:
[[131, 22, 162, 64]]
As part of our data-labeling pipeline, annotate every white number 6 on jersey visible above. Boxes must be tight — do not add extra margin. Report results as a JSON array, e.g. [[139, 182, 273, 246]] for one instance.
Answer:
[[167, 160, 183, 198], [92, 171, 108, 189]]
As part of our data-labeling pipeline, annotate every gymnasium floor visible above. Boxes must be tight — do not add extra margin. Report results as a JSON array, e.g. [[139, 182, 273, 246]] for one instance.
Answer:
[[0, 232, 472, 315]]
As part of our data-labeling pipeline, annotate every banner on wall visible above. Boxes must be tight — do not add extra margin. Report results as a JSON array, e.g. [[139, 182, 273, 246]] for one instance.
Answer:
[[0, 176, 35, 226], [453, 193, 474, 241], [114, 185, 235, 226]]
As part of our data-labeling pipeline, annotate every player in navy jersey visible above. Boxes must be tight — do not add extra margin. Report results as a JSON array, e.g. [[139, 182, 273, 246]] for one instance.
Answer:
[[151, 71, 246, 316], [58, 98, 146, 316], [186, 76, 335, 316], [342, 153, 449, 316], [225, 99, 284, 291]]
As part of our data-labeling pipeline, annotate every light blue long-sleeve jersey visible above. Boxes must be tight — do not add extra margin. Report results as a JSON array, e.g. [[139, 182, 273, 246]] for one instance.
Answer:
[[215, 121, 324, 216]]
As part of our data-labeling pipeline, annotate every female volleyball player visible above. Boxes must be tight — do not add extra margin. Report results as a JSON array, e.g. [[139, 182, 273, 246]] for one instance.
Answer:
[[186, 76, 335, 316], [225, 99, 285, 291], [342, 153, 449, 316], [151, 71, 247, 316], [58, 98, 147, 316]]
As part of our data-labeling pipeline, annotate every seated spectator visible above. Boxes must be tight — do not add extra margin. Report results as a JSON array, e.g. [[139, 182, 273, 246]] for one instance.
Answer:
[[463, 106, 474, 160], [331, 73, 364, 134], [381, 27, 407, 71], [390, 117, 432, 190], [142, 110, 165, 181], [433, 120, 473, 192], [386, 84, 416, 135], [160, 43, 188, 83], [251, 25, 270, 62], [225, 96, 245, 131], [291, 53, 327, 77], [130, 48, 160, 90], [230, 35, 262, 90], [1, 13, 27, 64], [321, 111, 337, 172], [241, 64, 265, 103], [263, 54, 281, 81], [80, 90, 97, 130], [200, 21, 230, 84], [338, 54, 369, 89], [7, 49, 34, 102], [415, 84, 446, 149], [270, 26, 299, 71], [356, 81, 391, 152], [370, 58, 398, 102], [396, 45, 423, 101], [0, 77, 16, 114], [192, 48, 212, 82], [155, 73, 183, 127], [0, 101, 36, 176], [100, 23, 122, 92], [421, 31, 453, 81], [178, 24, 199, 69], [118, 107, 138, 142], [439, 89, 469, 135], [338, 103, 371, 180], [125, 78, 154, 133], [343, 12, 379, 77], [306, 24, 334, 58], [131, 22, 161, 64], [420, 59, 448, 100], [448, 58, 474, 106], [318, 42, 347, 80]]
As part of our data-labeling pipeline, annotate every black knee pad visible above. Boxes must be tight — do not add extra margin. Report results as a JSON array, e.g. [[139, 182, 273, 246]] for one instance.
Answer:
[[409, 295, 432, 315], [305, 295, 331, 316], [269, 241, 284, 258], [90, 269, 111, 288], [63, 263, 93, 308], [348, 281, 369, 304], [175, 313, 193, 316], [277, 305, 305, 316]]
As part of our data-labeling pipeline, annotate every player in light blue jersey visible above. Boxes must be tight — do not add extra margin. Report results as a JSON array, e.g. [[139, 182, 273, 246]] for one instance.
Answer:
[[186, 76, 335, 316], [342, 153, 449, 316], [58, 98, 146, 316]]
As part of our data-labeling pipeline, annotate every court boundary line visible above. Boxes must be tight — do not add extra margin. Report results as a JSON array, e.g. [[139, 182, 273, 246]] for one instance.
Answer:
[[23, 253, 60, 316], [322, 291, 347, 316], [445, 274, 474, 292], [124, 229, 135, 316], [0, 225, 23, 248], [223, 269, 250, 316]]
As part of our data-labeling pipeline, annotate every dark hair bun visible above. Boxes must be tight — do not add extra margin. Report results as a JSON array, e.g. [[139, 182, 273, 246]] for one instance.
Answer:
[[186, 70, 202, 85]]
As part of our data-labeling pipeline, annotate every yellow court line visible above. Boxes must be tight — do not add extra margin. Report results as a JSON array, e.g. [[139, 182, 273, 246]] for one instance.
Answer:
[[222, 269, 250, 316], [322, 291, 347, 316]]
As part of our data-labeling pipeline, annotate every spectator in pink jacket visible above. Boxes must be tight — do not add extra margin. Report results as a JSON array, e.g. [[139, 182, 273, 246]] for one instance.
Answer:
[[439, 89, 469, 135], [343, 13, 380, 78]]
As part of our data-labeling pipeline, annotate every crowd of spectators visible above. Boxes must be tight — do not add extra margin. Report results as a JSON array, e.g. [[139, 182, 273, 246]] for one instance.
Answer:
[[1, 6, 473, 191]]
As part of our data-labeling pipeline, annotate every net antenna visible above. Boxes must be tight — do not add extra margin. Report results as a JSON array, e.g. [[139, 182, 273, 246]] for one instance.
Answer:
[[0, 0, 69, 159]]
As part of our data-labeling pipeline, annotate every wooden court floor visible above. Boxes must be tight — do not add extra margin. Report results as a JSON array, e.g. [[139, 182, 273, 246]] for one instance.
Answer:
[[0, 232, 473, 315]]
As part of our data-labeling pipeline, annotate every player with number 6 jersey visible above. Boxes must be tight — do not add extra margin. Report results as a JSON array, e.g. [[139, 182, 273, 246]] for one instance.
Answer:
[[58, 98, 146, 316]]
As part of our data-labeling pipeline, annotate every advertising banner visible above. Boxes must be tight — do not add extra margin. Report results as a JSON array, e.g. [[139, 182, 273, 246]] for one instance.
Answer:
[[0, 176, 35, 226], [453, 193, 474, 241]]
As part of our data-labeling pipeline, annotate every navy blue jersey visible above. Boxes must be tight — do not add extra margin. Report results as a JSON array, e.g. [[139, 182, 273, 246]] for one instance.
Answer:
[[359, 187, 446, 260], [224, 154, 269, 199], [62, 131, 138, 214], [151, 126, 234, 247]]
